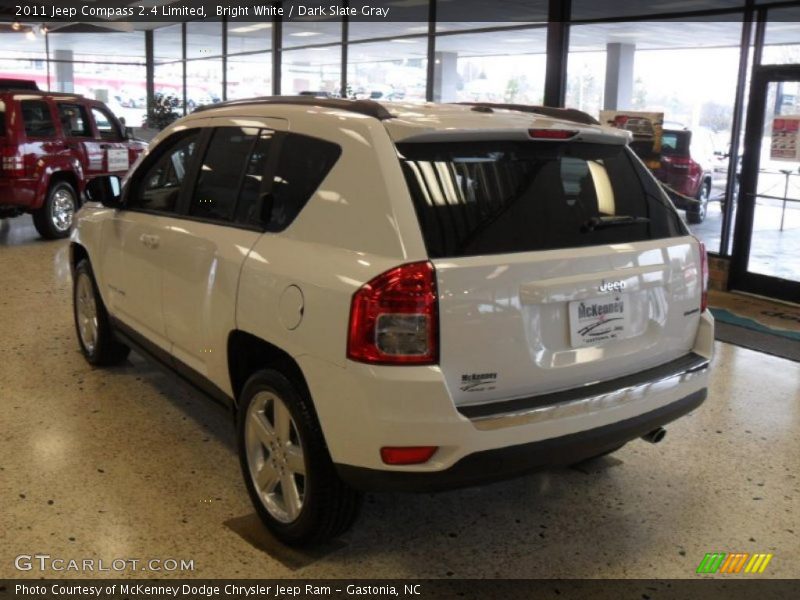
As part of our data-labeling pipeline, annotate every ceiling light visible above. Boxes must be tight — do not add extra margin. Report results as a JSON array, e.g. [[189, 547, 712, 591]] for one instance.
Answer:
[[25, 29, 36, 40], [12, 21, 22, 31], [390, 38, 419, 44], [230, 23, 272, 33], [290, 31, 321, 37]]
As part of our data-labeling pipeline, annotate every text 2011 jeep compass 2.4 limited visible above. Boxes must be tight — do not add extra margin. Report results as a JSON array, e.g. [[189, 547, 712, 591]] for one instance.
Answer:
[[71, 98, 713, 546]]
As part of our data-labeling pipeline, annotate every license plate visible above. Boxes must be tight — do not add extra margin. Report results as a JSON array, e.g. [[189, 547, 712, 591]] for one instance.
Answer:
[[569, 294, 630, 348]]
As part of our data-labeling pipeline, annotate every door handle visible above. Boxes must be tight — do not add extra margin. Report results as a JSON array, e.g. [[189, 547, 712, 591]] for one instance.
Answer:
[[139, 234, 160, 249], [100, 143, 112, 149]]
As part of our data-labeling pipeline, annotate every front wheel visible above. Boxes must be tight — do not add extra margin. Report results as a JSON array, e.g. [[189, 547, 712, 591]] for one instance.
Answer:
[[33, 181, 78, 239], [73, 259, 130, 366], [238, 370, 362, 547]]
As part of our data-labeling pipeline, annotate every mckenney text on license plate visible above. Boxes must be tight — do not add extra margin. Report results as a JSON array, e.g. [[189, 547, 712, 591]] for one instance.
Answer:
[[568, 294, 630, 347]]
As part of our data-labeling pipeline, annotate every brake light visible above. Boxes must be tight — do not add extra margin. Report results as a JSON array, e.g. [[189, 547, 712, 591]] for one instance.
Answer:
[[381, 446, 438, 465], [665, 156, 701, 177], [0, 145, 24, 177], [347, 261, 438, 365], [698, 240, 708, 312], [528, 129, 578, 140]]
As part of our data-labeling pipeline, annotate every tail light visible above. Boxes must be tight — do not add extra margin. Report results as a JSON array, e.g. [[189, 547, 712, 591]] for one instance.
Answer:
[[0, 145, 24, 177], [347, 261, 438, 365], [528, 129, 578, 140], [665, 156, 701, 177], [698, 240, 709, 312]]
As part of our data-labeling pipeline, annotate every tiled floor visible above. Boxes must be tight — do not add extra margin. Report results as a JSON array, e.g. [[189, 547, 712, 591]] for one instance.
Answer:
[[1, 215, 798, 579]]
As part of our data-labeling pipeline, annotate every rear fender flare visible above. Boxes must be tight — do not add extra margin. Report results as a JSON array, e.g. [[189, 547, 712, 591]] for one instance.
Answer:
[[32, 160, 84, 210]]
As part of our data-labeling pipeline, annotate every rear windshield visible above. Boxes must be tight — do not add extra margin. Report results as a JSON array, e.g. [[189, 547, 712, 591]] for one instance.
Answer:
[[397, 140, 686, 259], [660, 131, 690, 156]]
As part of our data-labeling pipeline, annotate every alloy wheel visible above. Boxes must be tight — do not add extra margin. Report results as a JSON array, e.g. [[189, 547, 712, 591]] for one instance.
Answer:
[[75, 272, 99, 354], [245, 391, 307, 523], [51, 188, 76, 232]]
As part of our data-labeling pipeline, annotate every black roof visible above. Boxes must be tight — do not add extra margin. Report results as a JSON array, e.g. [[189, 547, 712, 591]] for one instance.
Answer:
[[457, 102, 601, 126], [194, 96, 394, 120]]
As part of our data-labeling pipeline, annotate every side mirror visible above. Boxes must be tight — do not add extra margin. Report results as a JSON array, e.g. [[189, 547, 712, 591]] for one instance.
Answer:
[[86, 175, 123, 209], [125, 126, 135, 140]]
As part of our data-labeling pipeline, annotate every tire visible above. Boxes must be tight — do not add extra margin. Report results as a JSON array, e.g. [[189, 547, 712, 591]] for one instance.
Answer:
[[73, 259, 130, 366], [687, 181, 710, 224], [238, 369, 362, 547], [33, 180, 78, 240]]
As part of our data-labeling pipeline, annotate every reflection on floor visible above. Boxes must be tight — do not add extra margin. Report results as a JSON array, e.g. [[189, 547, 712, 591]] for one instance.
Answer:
[[1, 215, 798, 578]]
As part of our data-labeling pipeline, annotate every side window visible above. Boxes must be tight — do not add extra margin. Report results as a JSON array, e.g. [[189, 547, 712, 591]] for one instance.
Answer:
[[129, 130, 200, 213], [269, 133, 341, 231], [189, 127, 259, 222], [235, 129, 275, 226], [57, 103, 91, 137], [21, 100, 56, 138], [90, 106, 122, 141]]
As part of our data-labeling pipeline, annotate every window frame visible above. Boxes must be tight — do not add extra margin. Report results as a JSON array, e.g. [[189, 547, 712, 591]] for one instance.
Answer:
[[123, 127, 205, 217], [179, 125, 283, 231], [55, 101, 92, 139], [89, 105, 124, 141]]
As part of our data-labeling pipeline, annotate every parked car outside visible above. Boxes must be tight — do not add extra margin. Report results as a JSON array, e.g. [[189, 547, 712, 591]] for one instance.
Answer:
[[71, 98, 712, 546], [0, 79, 146, 238], [652, 126, 717, 223]]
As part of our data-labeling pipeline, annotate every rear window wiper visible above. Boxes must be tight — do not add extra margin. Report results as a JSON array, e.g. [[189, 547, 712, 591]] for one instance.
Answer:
[[581, 215, 651, 232]]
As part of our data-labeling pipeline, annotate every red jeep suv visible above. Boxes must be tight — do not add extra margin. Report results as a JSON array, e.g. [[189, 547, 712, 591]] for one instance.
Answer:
[[0, 80, 146, 238]]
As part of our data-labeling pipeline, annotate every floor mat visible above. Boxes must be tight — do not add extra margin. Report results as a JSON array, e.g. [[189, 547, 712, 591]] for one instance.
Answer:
[[708, 292, 800, 362]]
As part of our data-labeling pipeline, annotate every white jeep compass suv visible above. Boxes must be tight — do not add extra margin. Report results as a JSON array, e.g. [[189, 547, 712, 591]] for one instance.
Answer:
[[71, 98, 713, 546]]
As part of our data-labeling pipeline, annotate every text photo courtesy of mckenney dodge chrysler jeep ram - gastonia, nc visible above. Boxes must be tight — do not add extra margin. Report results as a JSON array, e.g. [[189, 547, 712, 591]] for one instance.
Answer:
[[70, 97, 713, 546]]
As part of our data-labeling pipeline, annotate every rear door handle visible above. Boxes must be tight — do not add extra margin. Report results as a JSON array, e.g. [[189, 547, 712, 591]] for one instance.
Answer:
[[139, 234, 160, 249]]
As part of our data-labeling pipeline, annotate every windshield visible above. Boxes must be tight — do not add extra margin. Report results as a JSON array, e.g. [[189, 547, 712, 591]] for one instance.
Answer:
[[397, 140, 686, 259]]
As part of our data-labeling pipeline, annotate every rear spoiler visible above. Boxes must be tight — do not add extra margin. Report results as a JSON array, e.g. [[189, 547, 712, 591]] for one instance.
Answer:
[[457, 102, 601, 126], [393, 127, 630, 146]]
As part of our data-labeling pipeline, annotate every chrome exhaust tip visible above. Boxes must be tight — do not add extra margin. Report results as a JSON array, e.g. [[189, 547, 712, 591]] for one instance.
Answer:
[[641, 427, 667, 444]]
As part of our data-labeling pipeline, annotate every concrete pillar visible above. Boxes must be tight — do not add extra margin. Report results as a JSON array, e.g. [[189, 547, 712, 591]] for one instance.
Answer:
[[433, 51, 458, 103], [603, 42, 635, 111], [53, 49, 74, 93]]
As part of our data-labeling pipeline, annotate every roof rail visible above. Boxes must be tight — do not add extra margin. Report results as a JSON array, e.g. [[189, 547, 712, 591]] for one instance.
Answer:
[[193, 95, 395, 120], [0, 78, 39, 91], [457, 102, 600, 126]]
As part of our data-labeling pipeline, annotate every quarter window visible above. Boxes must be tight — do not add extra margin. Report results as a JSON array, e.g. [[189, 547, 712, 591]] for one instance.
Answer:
[[21, 100, 55, 138], [269, 133, 341, 231], [130, 130, 200, 213], [57, 103, 91, 137]]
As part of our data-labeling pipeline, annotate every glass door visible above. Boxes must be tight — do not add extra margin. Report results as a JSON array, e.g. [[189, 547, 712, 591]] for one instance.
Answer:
[[730, 65, 800, 302]]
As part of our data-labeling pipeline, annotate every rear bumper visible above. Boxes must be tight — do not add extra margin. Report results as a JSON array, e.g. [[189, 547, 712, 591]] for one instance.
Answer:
[[337, 388, 706, 492], [0, 178, 37, 209]]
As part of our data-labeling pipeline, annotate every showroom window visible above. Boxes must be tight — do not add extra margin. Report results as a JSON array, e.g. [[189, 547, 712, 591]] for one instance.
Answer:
[[347, 38, 427, 103], [566, 20, 745, 254], [433, 26, 548, 104], [227, 21, 272, 99]]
